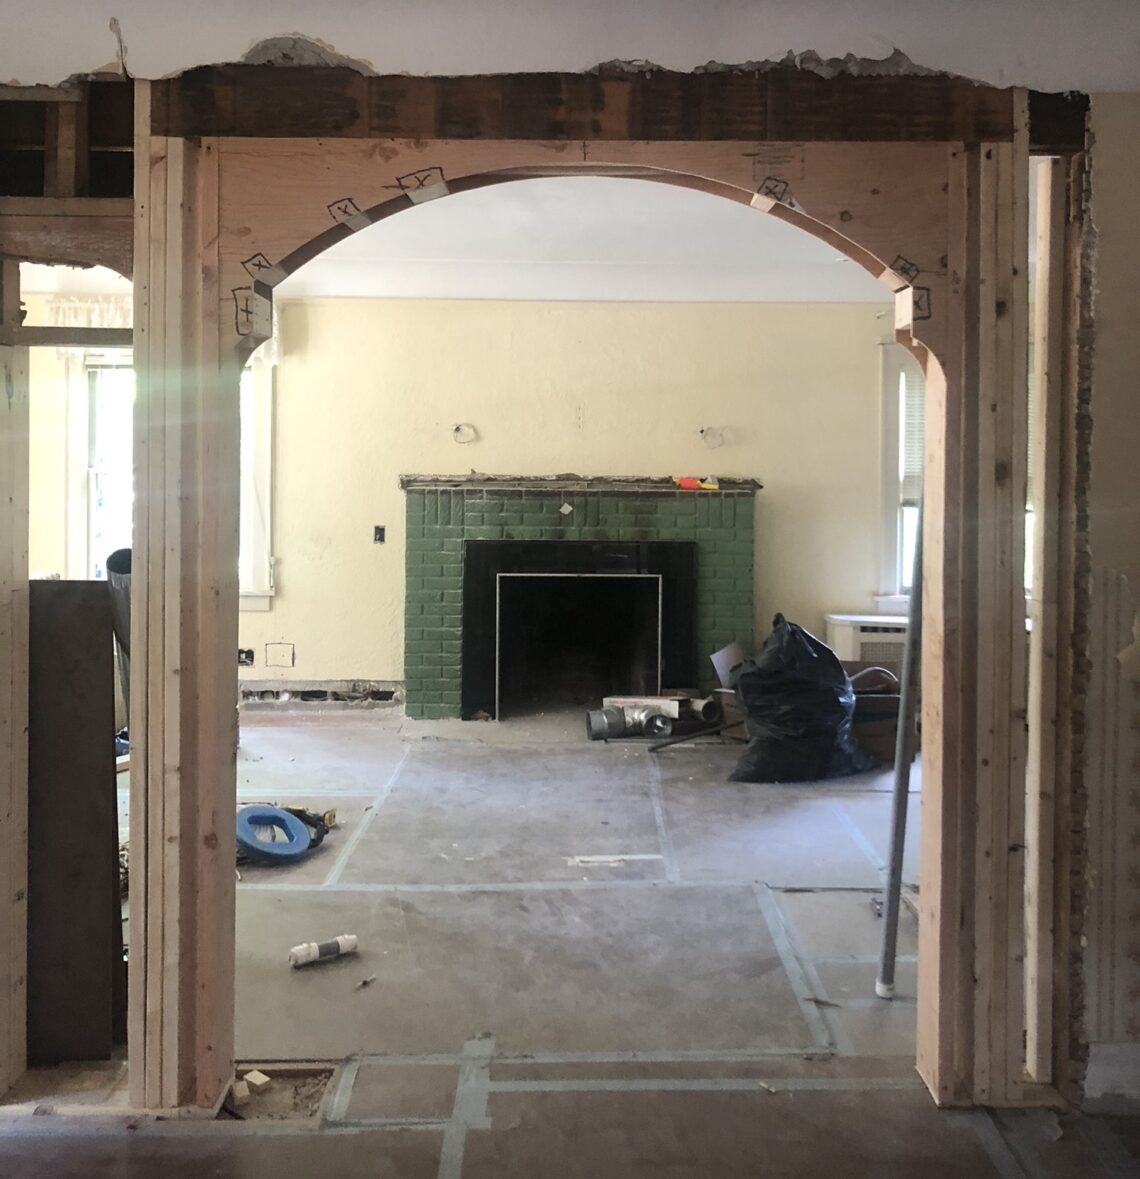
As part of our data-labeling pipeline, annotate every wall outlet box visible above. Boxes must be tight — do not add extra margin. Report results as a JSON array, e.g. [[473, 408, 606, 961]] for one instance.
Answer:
[[374, 525, 386, 543]]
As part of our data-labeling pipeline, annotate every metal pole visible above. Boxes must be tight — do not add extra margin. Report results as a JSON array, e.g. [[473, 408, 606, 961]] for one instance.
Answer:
[[876, 502, 923, 999]]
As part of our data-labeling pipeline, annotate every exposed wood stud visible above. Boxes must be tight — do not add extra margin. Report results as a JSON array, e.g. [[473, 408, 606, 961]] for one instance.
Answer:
[[1025, 157, 1068, 1083], [915, 141, 974, 1106], [13, 326, 132, 348], [129, 81, 237, 1110], [43, 87, 89, 198]]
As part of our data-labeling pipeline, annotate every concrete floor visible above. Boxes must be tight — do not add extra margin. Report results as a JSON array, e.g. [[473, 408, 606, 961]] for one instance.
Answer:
[[230, 710, 918, 1062], [4, 708, 1137, 1177]]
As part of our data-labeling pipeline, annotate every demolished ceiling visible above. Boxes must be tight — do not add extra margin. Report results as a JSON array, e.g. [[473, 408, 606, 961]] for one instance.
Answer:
[[2, 0, 1138, 91]]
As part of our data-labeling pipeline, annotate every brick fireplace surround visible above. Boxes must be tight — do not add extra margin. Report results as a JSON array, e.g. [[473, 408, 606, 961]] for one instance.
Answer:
[[402, 477, 759, 719]]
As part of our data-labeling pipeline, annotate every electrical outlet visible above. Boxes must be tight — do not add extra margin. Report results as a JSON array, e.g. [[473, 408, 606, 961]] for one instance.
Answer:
[[374, 525, 386, 544], [238, 648, 254, 666]]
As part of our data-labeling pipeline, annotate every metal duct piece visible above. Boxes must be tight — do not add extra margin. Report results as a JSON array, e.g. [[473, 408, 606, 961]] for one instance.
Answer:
[[623, 706, 673, 738], [586, 707, 626, 741], [687, 696, 723, 723], [586, 705, 674, 740]]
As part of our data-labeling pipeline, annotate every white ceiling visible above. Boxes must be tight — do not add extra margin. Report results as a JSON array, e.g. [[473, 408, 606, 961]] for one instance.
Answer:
[[275, 177, 890, 303], [3, 0, 1138, 90]]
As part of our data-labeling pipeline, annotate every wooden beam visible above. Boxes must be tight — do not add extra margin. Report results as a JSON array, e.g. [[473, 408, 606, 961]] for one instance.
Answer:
[[917, 103, 1034, 1106], [43, 87, 89, 198], [151, 66, 1019, 144], [0, 257, 30, 1096], [129, 81, 238, 1111], [1025, 157, 1067, 1083], [971, 100, 1031, 1108], [15, 326, 132, 348], [0, 197, 132, 278], [0, 197, 131, 217], [916, 141, 978, 1107], [0, 85, 82, 102]]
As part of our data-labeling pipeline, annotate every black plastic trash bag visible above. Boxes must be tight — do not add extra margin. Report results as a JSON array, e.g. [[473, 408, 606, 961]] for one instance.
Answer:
[[729, 613, 875, 783]]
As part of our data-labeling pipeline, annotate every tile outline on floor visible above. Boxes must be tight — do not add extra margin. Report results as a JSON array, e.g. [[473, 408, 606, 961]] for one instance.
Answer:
[[647, 757, 680, 883], [323, 747, 412, 886], [437, 1036, 495, 1179], [947, 1111, 1030, 1179], [827, 800, 889, 877], [754, 885, 856, 1057]]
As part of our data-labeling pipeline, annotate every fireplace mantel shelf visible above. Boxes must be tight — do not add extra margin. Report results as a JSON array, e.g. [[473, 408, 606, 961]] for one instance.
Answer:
[[399, 474, 763, 495]]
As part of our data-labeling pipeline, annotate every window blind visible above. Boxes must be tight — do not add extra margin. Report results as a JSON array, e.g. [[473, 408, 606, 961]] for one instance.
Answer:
[[899, 358, 925, 508]]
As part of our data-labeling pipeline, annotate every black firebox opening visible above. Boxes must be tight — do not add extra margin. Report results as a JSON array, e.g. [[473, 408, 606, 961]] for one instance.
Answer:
[[462, 540, 696, 719], [496, 576, 659, 718]]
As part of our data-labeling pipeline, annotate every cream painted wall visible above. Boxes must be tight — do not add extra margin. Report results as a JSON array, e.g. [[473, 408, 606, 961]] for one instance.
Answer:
[[1089, 97, 1140, 602], [239, 298, 893, 682]]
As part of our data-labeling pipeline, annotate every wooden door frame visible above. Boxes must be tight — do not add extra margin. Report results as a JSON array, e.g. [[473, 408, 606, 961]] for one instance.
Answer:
[[0, 68, 1087, 1111]]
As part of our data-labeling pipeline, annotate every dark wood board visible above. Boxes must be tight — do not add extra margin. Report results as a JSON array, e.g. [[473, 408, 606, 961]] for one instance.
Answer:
[[27, 581, 120, 1064], [150, 67, 1025, 145]]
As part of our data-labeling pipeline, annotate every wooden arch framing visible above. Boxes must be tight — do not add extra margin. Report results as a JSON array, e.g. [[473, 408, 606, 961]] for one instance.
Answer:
[[2, 68, 1080, 1113], [131, 83, 1039, 1110]]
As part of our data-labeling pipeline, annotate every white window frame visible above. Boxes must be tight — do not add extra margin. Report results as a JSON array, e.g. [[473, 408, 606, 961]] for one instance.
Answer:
[[55, 345, 276, 607], [878, 340, 924, 611], [59, 348, 134, 580]]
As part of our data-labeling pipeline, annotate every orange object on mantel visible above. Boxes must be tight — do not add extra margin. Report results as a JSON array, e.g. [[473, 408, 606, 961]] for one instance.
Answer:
[[672, 476, 721, 491]]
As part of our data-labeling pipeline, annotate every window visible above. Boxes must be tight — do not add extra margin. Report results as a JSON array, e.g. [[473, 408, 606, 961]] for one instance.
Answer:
[[85, 361, 135, 580], [881, 342, 1035, 603], [59, 349, 274, 607], [879, 343, 925, 604]]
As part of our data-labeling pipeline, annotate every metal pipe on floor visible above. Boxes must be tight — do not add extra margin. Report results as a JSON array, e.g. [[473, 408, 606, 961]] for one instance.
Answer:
[[876, 502, 923, 1000]]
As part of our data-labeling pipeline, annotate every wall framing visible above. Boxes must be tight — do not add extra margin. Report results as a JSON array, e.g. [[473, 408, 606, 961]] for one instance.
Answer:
[[0, 68, 1085, 1112]]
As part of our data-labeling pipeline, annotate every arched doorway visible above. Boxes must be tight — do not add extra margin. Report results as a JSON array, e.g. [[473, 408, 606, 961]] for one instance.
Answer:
[[224, 172, 929, 1091], [128, 105, 1032, 1112]]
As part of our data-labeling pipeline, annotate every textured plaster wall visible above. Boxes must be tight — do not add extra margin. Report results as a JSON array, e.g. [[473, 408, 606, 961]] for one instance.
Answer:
[[1082, 94, 1140, 1074], [4, 2, 1140, 90], [1089, 97, 1140, 603], [238, 298, 891, 682]]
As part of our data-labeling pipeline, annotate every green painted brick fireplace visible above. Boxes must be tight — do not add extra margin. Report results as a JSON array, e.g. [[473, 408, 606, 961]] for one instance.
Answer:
[[403, 485, 756, 719]]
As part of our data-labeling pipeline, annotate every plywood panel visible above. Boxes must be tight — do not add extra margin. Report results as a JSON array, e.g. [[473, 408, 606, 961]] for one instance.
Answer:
[[215, 137, 950, 366]]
